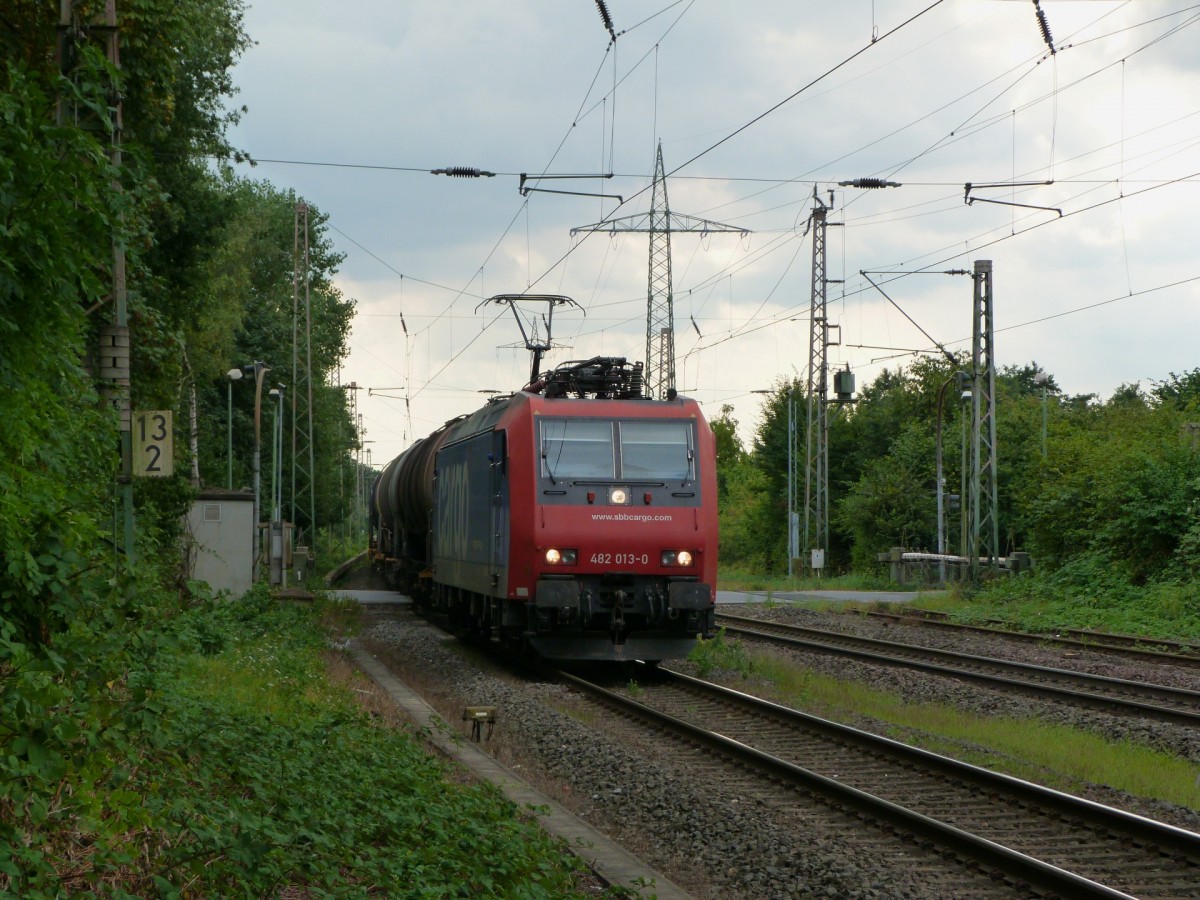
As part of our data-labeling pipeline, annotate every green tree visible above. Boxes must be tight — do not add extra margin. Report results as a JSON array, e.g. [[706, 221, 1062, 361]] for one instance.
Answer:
[[710, 403, 780, 569], [1151, 368, 1200, 412], [0, 3, 260, 885], [0, 47, 166, 887], [835, 424, 938, 568], [189, 177, 357, 539], [745, 380, 800, 573], [1017, 390, 1200, 584]]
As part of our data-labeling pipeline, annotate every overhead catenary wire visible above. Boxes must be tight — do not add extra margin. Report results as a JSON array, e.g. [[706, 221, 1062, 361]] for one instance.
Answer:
[[272, 2, 1199, 443], [542, 0, 1200, 367], [512, 0, 948, 309]]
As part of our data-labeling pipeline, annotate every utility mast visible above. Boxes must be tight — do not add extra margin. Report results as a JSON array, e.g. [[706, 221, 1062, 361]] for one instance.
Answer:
[[292, 202, 317, 551], [59, 1, 135, 559], [803, 189, 842, 574], [339, 379, 362, 544], [572, 143, 748, 399], [966, 259, 999, 579]]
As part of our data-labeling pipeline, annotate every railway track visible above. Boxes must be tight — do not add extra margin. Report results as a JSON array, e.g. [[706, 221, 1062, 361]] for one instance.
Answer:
[[861, 608, 1200, 669], [560, 665, 1200, 899], [715, 612, 1200, 727]]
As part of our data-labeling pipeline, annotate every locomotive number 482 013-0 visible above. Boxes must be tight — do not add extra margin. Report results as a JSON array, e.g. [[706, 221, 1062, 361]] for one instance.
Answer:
[[590, 552, 650, 566]]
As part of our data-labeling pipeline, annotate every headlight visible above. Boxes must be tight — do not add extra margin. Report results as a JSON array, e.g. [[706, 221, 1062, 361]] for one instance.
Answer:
[[545, 548, 577, 565], [661, 550, 695, 567], [609, 487, 629, 505]]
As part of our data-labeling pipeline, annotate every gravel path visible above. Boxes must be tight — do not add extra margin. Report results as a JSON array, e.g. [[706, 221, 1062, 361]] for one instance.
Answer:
[[354, 594, 1200, 899]]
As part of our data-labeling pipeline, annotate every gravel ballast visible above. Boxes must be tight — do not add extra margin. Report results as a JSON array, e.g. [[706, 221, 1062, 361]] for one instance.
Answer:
[[356, 600, 1198, 898]]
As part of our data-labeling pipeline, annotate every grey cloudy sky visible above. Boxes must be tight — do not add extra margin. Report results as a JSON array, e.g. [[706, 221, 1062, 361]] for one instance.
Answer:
[[226, 1, 1200, 461]]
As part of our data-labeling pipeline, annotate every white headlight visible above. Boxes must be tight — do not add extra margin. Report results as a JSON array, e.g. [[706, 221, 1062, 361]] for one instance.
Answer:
[[544, 548, 577, 565], [610, 488, 628, 505], [677, 550, 693, 567]]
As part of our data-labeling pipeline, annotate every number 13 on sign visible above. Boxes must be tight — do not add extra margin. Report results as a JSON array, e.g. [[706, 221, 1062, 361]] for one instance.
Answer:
[[133, 410, 173, 477]]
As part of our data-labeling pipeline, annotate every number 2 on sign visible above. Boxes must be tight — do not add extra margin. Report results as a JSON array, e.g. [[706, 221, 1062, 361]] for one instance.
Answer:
[[134, 410, 173, 477]]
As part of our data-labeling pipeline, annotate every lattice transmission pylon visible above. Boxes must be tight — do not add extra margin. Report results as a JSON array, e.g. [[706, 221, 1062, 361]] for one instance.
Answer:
[[572, 143, 748, 399]]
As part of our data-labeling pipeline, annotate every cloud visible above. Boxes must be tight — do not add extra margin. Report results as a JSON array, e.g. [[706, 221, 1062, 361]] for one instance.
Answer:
[[227, 1, 1200, 457]]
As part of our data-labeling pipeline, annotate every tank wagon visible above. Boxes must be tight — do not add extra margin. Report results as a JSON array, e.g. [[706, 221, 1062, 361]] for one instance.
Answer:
[[370, 356, 718, 661]]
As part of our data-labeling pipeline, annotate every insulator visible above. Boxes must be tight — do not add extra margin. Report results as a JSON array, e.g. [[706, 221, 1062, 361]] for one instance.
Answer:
[[594, 0, 615, 39], [1034, 1, 1055, 53], [839, 177, 900, 189], [431, 167, 495, 178]]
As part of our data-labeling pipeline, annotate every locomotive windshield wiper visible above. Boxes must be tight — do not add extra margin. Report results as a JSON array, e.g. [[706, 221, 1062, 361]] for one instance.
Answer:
[[542, 451, 557, 485], [574, 480, 665, 487]]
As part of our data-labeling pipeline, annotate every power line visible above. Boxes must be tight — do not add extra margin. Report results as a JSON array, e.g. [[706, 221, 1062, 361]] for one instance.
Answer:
[[863, 271, 1200, 368], [527, 0, 1193, 329], [683, 152, 1198, 357], [301, 5, 1195, 434]]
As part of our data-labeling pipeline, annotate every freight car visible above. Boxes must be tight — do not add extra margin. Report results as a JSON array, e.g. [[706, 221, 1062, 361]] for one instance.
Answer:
[[370, 356, 718, 662]]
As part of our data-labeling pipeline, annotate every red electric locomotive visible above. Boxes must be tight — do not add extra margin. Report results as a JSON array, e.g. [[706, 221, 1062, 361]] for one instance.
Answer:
[[371, 356, 718, 662]]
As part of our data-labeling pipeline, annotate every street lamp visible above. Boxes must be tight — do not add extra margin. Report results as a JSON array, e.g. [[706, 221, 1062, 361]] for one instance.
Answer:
[[959, 387, 972, 562], [243, 361, 270, 580], [786, 385, 798, 577], [935, 372, 968, 584], [226, 368, 244, 489], [268, 386, 286, 521], [1034, 370, 1050, 460], [268, 385, 286, 588]]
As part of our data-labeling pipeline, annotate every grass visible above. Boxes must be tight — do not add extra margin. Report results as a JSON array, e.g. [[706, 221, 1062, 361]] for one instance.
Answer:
[[719, 557, 1200, 645], [688, 635, 1200, 812], [720, 570, 1200, 647], [717, 567, 899, 593], [952, 585, 1200, 643], [7, 589, 622, 898]]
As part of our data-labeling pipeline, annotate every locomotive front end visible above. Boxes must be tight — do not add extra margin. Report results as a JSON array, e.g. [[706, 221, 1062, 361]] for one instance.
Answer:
[[522, 402, 719, 661]]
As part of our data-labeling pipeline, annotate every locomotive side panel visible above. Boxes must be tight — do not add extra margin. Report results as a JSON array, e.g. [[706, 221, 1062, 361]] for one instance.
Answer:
[[432, 428, 508, 598]]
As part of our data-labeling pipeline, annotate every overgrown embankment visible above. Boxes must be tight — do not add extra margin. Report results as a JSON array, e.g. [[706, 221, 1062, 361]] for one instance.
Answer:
[[2, 590, 607, 897]]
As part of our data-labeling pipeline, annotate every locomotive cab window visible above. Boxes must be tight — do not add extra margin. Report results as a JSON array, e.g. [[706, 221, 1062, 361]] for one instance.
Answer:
[[541, 420, 616, 479], [539, 418, 696, 484], [619, 421, 693, 481]]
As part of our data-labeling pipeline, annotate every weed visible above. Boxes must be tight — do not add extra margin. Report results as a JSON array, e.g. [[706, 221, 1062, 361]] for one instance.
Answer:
[[689, 628, 754, 678]]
